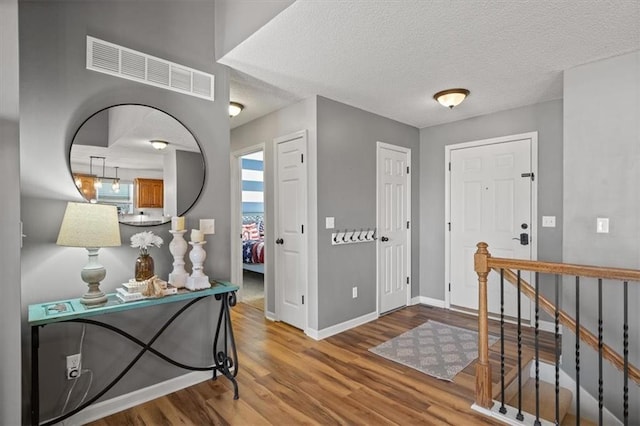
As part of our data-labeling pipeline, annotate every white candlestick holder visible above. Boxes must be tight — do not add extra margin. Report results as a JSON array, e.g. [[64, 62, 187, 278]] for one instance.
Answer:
[[186, 241, 210, 290], [168, 230, 188, 288]]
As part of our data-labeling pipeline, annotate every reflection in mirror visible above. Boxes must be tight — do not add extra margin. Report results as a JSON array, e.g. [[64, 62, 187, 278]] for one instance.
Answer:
[[70, 105, 205, 226]]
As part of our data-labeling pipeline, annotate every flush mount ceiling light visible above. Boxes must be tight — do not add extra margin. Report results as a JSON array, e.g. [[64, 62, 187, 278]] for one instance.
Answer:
[[433, 88, 470, 109], [229, 102, 244, 118], [150, 140, 169, 150]]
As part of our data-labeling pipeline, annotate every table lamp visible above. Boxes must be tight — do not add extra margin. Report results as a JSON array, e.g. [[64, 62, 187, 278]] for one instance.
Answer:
[[56, 202, 121, 307]]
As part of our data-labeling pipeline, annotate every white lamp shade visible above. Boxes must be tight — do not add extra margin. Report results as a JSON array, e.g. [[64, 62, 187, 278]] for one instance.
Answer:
[[57, 202, 121, 248]]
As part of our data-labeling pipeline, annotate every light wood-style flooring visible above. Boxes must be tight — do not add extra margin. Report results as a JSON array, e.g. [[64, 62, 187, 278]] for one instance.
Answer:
[[90, 303, 556, 425]]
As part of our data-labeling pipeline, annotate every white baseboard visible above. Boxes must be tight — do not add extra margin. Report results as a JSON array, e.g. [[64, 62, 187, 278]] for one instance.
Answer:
[[411, 296, 446, 308], [306, 311, 378, 340], [265, 311, 277, 321], [472, 401, 556, 426], [58, 371, 212, 425]]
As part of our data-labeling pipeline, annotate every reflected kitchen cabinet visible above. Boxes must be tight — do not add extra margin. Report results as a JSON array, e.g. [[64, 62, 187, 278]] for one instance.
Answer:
[[135, 178, 163, 208]]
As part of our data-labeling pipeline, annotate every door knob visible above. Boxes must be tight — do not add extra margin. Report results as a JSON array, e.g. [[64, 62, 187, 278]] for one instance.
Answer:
[[380, 236, 389, 242], [512, 233, 529, 245], [275, 238, 284, 245]]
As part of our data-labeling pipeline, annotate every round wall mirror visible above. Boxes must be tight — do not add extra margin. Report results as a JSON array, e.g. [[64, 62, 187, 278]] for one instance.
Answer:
[[69, 104, 205, 226]]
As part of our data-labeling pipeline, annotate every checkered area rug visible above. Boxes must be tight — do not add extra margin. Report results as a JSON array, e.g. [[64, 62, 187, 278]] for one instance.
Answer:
[[369, 320, 499, 381]]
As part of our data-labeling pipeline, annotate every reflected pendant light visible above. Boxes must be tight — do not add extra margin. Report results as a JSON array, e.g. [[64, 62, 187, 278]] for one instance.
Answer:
[[112, 166, 120, 193], [90, 156, 103, 189], [433, 88, 470, 109], [229, 102, 244, 118]]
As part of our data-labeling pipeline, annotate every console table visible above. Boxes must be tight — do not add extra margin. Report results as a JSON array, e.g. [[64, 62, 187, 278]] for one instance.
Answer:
[[28, 281, 239, 426]]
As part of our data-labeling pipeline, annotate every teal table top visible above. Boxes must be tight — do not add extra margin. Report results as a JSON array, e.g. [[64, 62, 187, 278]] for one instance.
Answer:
[[28, 281, 238, 326]]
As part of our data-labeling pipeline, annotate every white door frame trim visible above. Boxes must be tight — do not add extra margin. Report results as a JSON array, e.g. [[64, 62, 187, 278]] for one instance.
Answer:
[[444, 132, 538, 318], [274, 129, 309, 332], [376, 141, 412, 314], [230, 143, 267, 312]]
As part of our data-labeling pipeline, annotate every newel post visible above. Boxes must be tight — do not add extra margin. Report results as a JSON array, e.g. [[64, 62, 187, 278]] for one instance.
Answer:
[[474, 242, 493, 409]]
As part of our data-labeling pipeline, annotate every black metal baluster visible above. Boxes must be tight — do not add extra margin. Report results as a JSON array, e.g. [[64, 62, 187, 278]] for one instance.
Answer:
[[623, 281, 629, 426], [598, 278, 603, 426], [575, 276, 580, 425], [555, 274, 560, 426], [516, 270, 524, 421], [500, 268, 507, 414], [534, 272, 541, 426]]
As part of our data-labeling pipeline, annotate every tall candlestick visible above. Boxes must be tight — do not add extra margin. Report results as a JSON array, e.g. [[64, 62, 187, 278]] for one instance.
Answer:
[[168, 230, 188, 288], [186, 241, 210, 290]]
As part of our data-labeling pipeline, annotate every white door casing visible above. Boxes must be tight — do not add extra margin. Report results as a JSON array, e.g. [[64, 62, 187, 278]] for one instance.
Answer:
[[230, 144, 267, 307], [446, 133, 537, 321], [275, 131, 308, 330], [377, 142, 411, 314]]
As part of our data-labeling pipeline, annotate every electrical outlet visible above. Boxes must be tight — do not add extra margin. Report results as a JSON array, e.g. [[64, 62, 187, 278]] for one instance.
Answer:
[[66, 353, 81, 380], [352, 286, 358, 298]]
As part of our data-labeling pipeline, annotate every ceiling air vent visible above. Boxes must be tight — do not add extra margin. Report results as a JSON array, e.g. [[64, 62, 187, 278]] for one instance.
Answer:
[[86, 36, 214, 102]]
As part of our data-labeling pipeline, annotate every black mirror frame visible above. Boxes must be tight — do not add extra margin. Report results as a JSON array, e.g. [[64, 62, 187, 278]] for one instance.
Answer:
[[67, 103, 206, 227]]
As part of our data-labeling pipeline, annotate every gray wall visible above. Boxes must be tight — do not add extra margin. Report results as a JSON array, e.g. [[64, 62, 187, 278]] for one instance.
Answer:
[[316, 96, 420, 329], [0, 0, 22, 423], [230, 97, 317, 322], [563, 51, 640, 423], [19, 1, 230, 421], [419, 99, 564, 300]]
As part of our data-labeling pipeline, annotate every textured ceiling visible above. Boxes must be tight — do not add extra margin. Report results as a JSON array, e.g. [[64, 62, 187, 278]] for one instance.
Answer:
[[222, 0, 640, 129]]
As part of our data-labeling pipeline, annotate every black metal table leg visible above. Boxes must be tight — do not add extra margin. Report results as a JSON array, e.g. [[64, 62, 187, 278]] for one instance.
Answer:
[[31, 326, 40, 426], [214, 291, 239, 399]]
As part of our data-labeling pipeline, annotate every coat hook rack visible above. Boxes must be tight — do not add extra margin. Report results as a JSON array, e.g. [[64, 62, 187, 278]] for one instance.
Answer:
[[331, 228, 376, 246]]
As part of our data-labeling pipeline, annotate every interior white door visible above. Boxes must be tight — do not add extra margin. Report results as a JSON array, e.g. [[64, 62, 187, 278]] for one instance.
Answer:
[[377, 143, 411, 314], [449, 137, 533, 320], [275, 133, 307, 330]]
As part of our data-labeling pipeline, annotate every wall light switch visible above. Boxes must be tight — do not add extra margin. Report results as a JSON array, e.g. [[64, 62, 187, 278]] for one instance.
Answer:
[[542, 216, 556, 227], [596, 217, 609, 233], [200, 219, 215, 234], [325, 217, 335, 229]]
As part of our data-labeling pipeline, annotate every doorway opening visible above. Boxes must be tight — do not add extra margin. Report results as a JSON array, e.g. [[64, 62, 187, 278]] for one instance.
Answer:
[[235, 149, 266, 311]]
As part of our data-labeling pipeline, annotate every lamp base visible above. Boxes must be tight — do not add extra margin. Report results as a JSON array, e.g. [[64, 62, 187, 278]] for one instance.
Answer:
[[80, 290, 108, 308], [80, 248, 108, 307]]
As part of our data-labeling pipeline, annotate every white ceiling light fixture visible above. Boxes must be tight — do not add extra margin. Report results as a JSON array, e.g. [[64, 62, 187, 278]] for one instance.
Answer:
[[433, 88, 470, 109], [150, 140, 169, 150], [229, 101, 244, 117]]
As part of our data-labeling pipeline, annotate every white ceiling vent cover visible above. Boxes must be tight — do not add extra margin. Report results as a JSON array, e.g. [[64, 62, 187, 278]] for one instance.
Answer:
[[86, 36, 214, 102]]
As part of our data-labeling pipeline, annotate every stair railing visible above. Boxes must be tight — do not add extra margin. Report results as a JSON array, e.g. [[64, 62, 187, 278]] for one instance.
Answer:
[[474, 242, 640, 425]]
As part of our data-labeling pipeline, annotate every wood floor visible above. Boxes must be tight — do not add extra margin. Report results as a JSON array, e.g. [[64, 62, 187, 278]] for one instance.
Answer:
[[90, 303, 556, 425]]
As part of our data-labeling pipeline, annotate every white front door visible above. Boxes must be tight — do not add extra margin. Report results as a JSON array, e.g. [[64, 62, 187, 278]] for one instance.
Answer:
[[448, 134, 536, 320], [377, 142, 411, 314], [275, 131, 307, 330]]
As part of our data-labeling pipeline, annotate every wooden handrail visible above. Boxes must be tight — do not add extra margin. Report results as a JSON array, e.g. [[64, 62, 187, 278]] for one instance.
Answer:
[[498, 267, 640, 386], [487, 257, 640, 282], [473, 242, 639, 409]]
